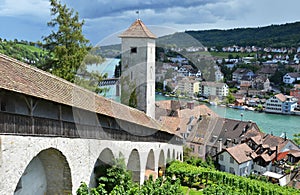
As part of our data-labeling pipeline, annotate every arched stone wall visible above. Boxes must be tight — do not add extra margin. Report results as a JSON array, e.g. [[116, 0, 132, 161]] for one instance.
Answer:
[[0, 135, 183, 194], [127, 149, 141, 183], [145, 149, 156, 180], [14, 148, 72, 195], [90, 148, 115, 188], [167, 149, 171, 163], [158, 149, 165, 175]]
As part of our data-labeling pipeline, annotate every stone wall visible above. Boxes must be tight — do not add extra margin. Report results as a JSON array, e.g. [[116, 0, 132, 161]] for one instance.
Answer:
[[0, 135, 182, 194]]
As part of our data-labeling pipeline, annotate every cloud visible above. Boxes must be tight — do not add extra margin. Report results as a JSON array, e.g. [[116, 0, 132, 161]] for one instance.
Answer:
[[0, 0, 49, 18]]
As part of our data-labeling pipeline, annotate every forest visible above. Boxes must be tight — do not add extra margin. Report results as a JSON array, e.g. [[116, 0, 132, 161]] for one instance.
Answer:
[[158, 21, 300, 48]]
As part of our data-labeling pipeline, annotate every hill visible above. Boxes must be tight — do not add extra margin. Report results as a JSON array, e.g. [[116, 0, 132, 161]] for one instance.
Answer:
[[158, 21, 300, 48]]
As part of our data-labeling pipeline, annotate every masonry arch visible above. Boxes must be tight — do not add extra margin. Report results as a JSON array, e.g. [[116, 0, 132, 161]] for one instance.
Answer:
[[145, 149, 156, 180], [167, 148, 171, 163], [90, 148, 115, 188], [172, 149, 176, 160], [158, 149, 165, 176], [127, 149, 141, 183], [14, 148, 72, 195]]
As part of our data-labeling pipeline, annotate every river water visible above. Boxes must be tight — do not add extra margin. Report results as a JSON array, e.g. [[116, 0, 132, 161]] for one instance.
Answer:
[[88, 58, 300, 140]]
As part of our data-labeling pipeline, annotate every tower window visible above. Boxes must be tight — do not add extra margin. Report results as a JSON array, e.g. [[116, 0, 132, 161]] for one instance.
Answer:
[[131, 47, 137, 53]]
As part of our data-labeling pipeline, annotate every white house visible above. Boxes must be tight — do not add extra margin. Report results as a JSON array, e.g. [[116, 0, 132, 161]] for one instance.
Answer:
[[265, 93, 298, 114], [218, 143, 254, 176], [215, 69, 224, 82], [283, 72, 300, 84], [200, 82, 229, 99]]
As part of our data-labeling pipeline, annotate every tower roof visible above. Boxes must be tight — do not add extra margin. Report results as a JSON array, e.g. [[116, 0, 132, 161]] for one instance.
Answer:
[[119, 19, 157, 39]]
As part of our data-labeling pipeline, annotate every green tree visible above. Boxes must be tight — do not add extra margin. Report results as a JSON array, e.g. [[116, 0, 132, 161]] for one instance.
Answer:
[[42, 0, 90, 82], [293, 133, 300, 146], [225, 92, 236, 104], [129, 89, 137, 108]]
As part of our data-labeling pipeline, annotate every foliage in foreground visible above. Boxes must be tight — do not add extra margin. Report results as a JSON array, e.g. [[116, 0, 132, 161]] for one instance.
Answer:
[[166, 161, 300, 195], [77, 157, 182, 195]]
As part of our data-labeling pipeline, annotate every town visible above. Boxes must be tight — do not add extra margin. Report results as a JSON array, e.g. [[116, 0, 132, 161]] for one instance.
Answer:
[[155, 44, 300, 115], [0, 0, 300, 194]]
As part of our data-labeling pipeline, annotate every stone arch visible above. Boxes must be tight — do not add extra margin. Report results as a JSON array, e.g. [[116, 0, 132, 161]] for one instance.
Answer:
[[14, 148, 72, 195], [145, 149, 156, 180], [90, 148, 115, 188], [172, 149, 175, 160], [158, 149, 165, 176], [167, 148, 171, 163], [127, 149, 141, 183]]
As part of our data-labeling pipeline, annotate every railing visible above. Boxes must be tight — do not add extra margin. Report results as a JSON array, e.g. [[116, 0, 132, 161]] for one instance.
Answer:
[[0, 112, 182, 145]]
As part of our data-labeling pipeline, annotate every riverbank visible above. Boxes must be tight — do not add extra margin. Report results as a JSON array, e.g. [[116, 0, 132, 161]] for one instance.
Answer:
[[155, 94, 300, 139]]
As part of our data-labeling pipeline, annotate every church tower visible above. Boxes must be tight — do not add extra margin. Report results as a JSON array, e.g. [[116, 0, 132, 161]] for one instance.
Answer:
[[119, 19, 156, 118]]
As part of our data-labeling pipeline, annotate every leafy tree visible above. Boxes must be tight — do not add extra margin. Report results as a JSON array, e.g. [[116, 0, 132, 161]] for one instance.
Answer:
[[42, 0, 90, 82], [225, 92, 236, 104], [293, 133, 300, 146], [129, 89, 137, 108]]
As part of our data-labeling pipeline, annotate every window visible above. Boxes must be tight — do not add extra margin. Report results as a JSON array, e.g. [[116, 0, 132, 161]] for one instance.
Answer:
[[229, 167, 235, 174], [190, 144, 195, 152], [219, 154, 224, 161], [230, 156, 234, 164], [131, 47, 137, 53]]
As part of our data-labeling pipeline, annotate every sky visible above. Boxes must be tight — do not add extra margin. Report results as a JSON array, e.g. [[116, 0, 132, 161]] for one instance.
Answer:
[[0, 0, 300, 46]]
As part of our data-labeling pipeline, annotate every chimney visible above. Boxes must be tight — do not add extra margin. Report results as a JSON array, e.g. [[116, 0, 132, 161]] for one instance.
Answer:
[[171, 100, 180, 111], [275, 145, 278, 162], [187, 101, 194, 110], [219, 138, 223, 152]]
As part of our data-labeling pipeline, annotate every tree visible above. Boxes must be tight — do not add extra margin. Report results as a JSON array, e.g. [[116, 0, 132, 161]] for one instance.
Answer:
[[293, 133, 300, 146], [42, 0, 90, 82]]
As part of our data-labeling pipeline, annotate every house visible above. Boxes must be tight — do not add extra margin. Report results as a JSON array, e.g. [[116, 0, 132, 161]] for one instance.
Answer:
[[257, 66, 276, 78], [200, 82, 229, 99], [252, 75, 271, 91], [283, 72, 300, 84], [217, 132, 300, 183], [215, 69, 224, 82], [155, 100, 217, 141], [187, 116, 261, 158], [218, 143, 255, 176], [287, 150, 300, 164], [232, 68, 255, 83], [290, 84, 300, 105], [265, 93, 298, 114], [177, 77, 200, 96]]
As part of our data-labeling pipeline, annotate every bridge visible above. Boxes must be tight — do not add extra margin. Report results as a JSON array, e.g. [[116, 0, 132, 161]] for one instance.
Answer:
[[0, 54, 183, 195], [98, 78, 120, 86]]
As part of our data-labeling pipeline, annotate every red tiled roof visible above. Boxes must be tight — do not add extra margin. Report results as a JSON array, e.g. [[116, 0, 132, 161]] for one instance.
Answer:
[[225, 143, 253, 164], [274, 151, 289, 162], [275, 93, 286, 102], [119, 19, 156, 39], [0, 54, 172, 134]]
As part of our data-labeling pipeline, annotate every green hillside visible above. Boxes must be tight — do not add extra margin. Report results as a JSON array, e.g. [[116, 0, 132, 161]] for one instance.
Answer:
[[158, 21, 300, 48], [0, 40, 47, 67]]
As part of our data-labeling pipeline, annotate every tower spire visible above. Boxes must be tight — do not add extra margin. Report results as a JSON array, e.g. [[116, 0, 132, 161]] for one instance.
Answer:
[[136, 10, 140, 20]]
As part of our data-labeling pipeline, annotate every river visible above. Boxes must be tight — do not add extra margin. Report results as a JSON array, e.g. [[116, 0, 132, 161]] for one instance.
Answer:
[[88, 58, 300, 140]]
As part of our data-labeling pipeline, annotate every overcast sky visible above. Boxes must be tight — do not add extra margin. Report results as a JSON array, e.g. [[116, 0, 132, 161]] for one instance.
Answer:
[[0, 0, 300, 46]]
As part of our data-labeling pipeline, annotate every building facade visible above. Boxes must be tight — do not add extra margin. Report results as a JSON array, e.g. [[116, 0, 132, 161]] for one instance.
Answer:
[[119, 19, 156, 118], [200, 82, 229, 99], [265, 93, 298, 114]]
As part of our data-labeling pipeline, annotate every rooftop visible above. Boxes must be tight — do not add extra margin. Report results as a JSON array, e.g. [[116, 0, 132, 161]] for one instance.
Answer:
[[224, 143, 253, 164], [119, 19, 156, 39], [0, 53, 172, 134]]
